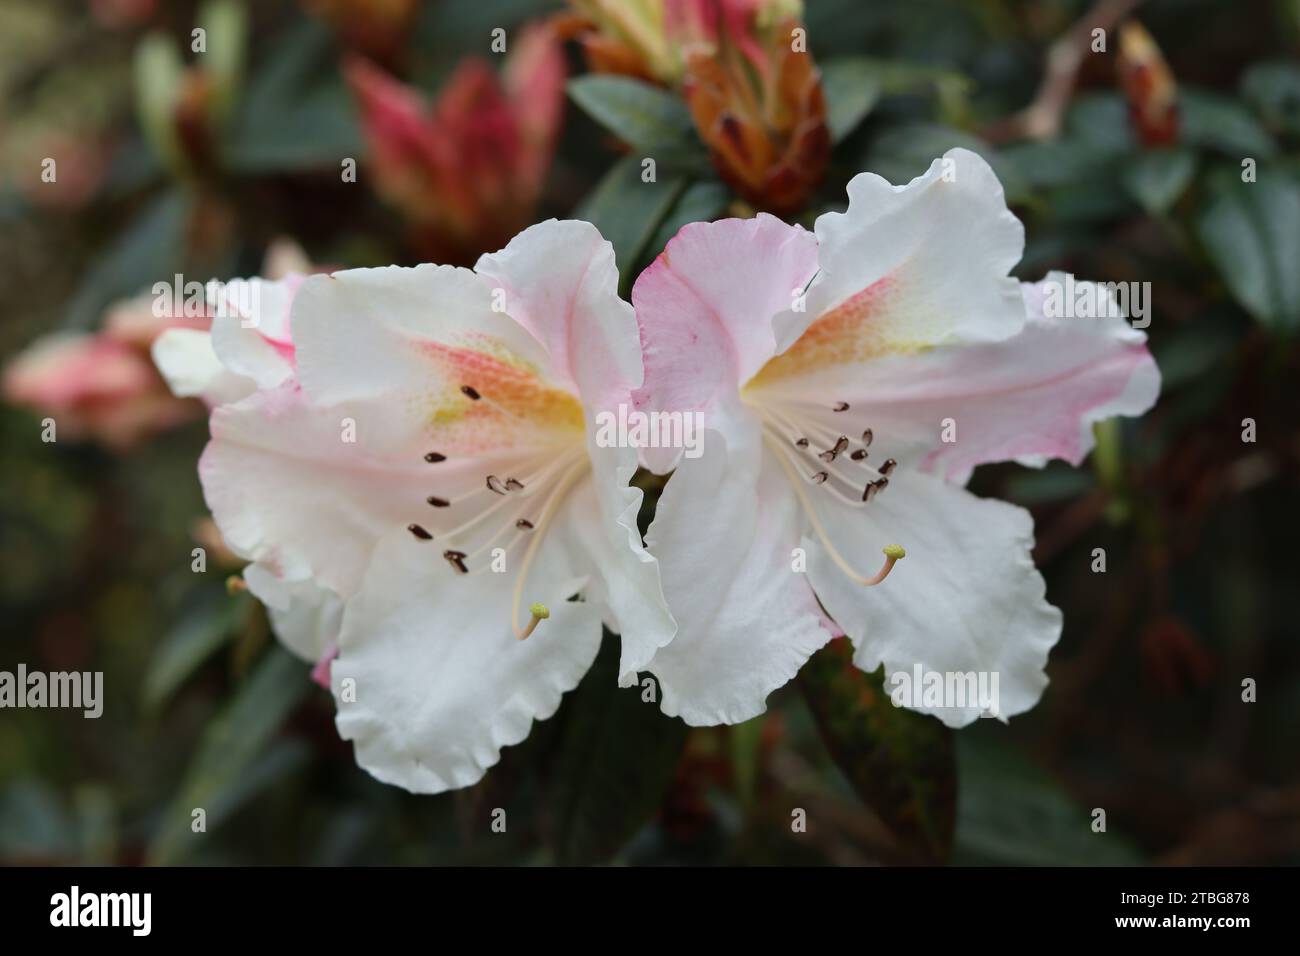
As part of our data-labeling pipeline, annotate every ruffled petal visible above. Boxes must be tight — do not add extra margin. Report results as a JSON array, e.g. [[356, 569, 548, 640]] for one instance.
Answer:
[[631, 214, 818, 471], [208, 275, 302, 391], [151, 328, 254, 406], [201, 384, 439, 599], [475, 219, 642, 408], [803, 468, 1061, 727], [749, 272, 1161, 483], [641, 422, 833, 725], [331, 521, 602, 794], [761, 147, 1026, 373]]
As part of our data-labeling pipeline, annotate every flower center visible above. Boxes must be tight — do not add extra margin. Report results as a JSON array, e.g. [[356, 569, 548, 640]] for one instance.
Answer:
[[406, 381, 590, 641], [750, 395, 905, 587]]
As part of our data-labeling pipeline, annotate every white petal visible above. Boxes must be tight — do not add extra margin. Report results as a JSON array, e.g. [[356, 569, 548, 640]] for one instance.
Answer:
[[475, 219, 643, 406], [642, 422, 833, 725], [771, 147, 1025, 357], [291, 264, 554, 410], [332, 524, 603, 794], [201, 384, 439, 599], [208, 276, 298, 391], [565, 438, 675, 686], [265, 577, 344, 664], [151, 328, 254, 405], [804, 469, 1061, 727]]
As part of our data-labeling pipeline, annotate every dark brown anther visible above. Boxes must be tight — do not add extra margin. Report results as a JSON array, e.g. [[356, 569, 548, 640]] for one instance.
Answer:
[[426, 495, 450, 508], [879, 458, 897, 476], [486, 475, 508, 495], [833, 401, 850, 412], [862, 477, 890, 502], [460, 385, 481, 400], [505, 478, 525, 492], [812, 471, 829, 484], [795, 437, 810, 448], [408, 524, 433, 540], [515, 519, 535, 530], [443, 550, 469, 573], [818, 437, 848, 462], [424, 452, 447, 463], [862, 428, 873, 446], [850, 449, 868, 461]]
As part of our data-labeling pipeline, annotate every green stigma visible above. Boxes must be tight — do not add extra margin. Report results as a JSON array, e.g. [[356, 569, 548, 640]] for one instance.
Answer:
[[529, 603, 551, 620], [882, 544, 906, 560]]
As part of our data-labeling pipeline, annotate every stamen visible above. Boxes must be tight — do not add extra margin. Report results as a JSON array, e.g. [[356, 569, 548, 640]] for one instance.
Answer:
[[795, 438, 809, 448], [879, 458, 896, 476], [833, 401, 850, 412], [516, 603, 550, 641], [424, 452, 447, 463], [812, 471, 829, 484], [461, 385, 481, 400], [515, 519, 534, 530], [862, 477, 889, 502], [408, 523, 433, 540], [443, 549, 469, 573], [862, 544, 906, 585], [510, 459, 588, 639], [818, 436, 849, 461], [426, 495, 450, 508], [486, 475, 508, 495], [862, 428, 873, 446], [763, 433, 906, 589], [850, 449, 868, 461], [505, 478, 525, 492]]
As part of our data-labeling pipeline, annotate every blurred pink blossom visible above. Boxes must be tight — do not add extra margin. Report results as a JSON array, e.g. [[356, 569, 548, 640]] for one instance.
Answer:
[[346, 22, 565, 263]]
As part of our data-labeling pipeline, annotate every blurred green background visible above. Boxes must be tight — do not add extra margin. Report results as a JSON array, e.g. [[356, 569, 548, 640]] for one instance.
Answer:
[[1, 0, 1297, 865]]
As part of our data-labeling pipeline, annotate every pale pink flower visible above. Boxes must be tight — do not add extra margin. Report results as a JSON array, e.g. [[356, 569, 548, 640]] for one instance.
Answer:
[[194, 220, 673, 792], [630, 148, 1160, 726]]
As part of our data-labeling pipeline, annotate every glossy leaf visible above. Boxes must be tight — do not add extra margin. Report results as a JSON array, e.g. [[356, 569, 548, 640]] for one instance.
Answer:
[[1198, 169, 1300, 331], [800, 639, 956, 863], [147, 646, 311, 863], [1123, 147, 1197, 214], [567, 75, 708, 171], [820, 58, 883, 143], [545, 633, 687, 865]]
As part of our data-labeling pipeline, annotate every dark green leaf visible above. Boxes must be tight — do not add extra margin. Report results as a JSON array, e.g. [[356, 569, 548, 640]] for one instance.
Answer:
[[225, 19, 362, 172], [143, 589, 247, 710], [1197, 168, 1300, 331], [1180, 88, 1277, 159], [64, 188, 191, 330], [546, 633, 687, 864], [820, 58, 883, 143], [954, 729, 1142, 865], [799, 639, 956, 863], [1240, 61, 1300, 136], [147, 646, 311, 863], [567, 75, 708, 171], [1122, 147, 1197, 214], [576, 156, 689, 294]]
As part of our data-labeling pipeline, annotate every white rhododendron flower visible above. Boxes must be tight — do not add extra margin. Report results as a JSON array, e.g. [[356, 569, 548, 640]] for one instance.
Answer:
[[151, 243, 344, 677], [151, 240, 312, 408], [630, 148, 1161, 727], [193, 219, 674, 792]]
